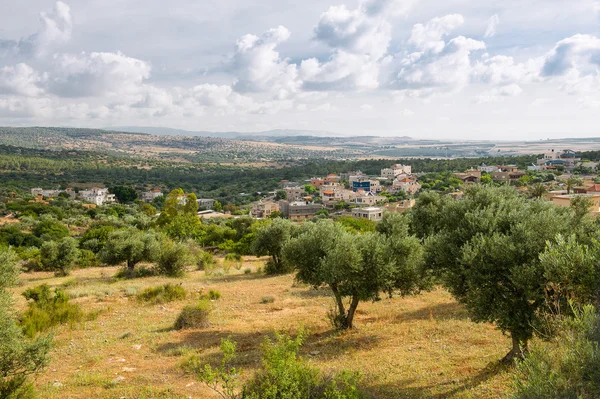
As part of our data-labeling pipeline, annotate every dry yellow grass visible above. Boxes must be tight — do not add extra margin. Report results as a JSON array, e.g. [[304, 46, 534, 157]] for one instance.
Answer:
[[11, 257, 514, 399]]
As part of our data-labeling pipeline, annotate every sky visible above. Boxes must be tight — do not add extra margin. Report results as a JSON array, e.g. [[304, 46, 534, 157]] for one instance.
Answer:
[[0, 0, 600, 140]]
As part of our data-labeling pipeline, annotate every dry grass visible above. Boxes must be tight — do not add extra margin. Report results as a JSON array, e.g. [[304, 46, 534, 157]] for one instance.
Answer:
[[11, 257, 514, 398]]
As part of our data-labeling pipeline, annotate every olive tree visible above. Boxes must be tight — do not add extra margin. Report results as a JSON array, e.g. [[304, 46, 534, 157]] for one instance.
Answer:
[[1, 248, 51, 397], [422, 185, 579, 361], [98, 228, 159, 275], [252, 218, 296, 274], [283, 219, 426, 329], [40, 237, 80, 276]]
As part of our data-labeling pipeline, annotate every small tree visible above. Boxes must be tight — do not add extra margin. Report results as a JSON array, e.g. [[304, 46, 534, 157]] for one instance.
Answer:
[[274, 190, 287, 201], [283, 220, 426, 329], [155, 237, 191, 277], [98, 228, 159, 275], [40, 237, 80, 276], [0, 248, 51, 397], [252, 218, 296, 274]]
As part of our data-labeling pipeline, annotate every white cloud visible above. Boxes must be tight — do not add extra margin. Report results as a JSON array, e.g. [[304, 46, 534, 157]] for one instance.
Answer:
[[0, 1, 72, 57], [0, 63, 46, 97], [484, 14, 500, 38], [476, 84, 523, 103], [49, 51, 151, 98], [0, 97, 52, 118], [408, 14, 465, 52], [231, 26, 299, 99], [360, 103, 373, 111], [300, 52, 380, 90], [472, 55, 540, 85]]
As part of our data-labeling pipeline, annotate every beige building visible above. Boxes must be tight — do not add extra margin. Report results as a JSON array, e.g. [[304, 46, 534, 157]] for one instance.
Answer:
[[278, 200, 324, 221], [552, 194, 600, 215], [384, 199, 416, 213], [284, 186, 306, 201], [352, 207, 384, 221], [250, 200, 280, 218]]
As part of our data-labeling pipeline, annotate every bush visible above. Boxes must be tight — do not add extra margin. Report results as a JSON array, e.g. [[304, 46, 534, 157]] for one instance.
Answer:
[[174, 299, 211, 330], [20, 285, 93, 338], [224, 253, 243, 271], [136, 283, 186, 305], [244, 268, 251, 275], [40, 238, 80, 276], [208, 289, 221, 301], [191, 331, 366, 399], [512, 304, 600, 399], [78, 249, 99, 268], [155, 239, 190, 277], [197, 251, 216, 271], [260, 296, 275, 304]]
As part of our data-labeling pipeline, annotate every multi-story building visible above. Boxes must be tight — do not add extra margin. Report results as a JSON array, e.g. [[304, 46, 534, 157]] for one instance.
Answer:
[[352, 207, 384, 221], [197, 198, 216, 209], [80, 187, 115, 206], [250, 200, 280, 218], [284, 186, 306, 201], [142, 190, 163, 202], [381, 164, 412, 179], [353, 191, 386, 206], [453, 169, 482, 184], [320, 187, 355, 208], [278, 200, 324, 221], [477, 164, 499, 173], [393, 177, 422, 195], [31, 188, 61, 198]]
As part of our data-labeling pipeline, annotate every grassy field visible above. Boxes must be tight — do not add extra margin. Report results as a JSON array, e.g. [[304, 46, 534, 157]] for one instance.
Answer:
[[11, 257, 515, 399]]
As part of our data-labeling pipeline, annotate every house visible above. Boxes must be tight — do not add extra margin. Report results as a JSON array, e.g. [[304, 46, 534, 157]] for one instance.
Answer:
[[320, 187, 355, 208], [381, 164, 412, 179], [352, 207, 384, 221], [284, 186, 306, 201], [352, 177, 372, 192], [197, 198, 216, 209], [80, 187, 115, 206], [491, 170, 526, 183], [311, 178, 325, 188], [142, 190, 163, 202], [477, 164, 499, 173], [31, 188, 61, 198], [392, 177, 421, 195], [552, 194, 600, 215], [278, 200, 324, 221], [353, 191, 386, 206], [280, 180, 301, 189], [250, 200, 279, 218], [573, 185, 600, 194], [324, 174, 340, 184], [453, 170, 482, 184], [197, 210, 233, 219], [536, 149, 581, 171]]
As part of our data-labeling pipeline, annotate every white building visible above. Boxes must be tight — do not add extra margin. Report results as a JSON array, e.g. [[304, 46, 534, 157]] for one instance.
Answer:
[[477, 164, 499, 173], [381, 164, 412, 179], [197, 198, 216, 209], [31, 188, 61, 198], [80, 188, 115, 206], [352, 207, 384, 221]]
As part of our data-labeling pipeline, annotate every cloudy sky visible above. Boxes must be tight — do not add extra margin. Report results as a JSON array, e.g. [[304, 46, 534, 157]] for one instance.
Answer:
[[1, 0, 600, 139]]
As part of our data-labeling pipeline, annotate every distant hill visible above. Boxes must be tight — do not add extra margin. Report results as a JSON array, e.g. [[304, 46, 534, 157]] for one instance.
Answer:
[[104, 126, 362, 139]]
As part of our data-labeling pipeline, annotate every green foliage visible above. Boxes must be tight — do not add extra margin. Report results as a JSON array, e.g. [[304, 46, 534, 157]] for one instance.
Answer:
[[20, 284, 90, 338], [223, 253, 243, 271], [274, 190, 287, 201], [136, 283, 186, 304], [189, 332, 365, 399], [109, 186, 138, 203], [421, 185, 585, 360], [418, 171, 463, 192], [98, 228, 160, 274], [252, 218, 296, 275], [155, 238, 191, 277], [174, 299, 212, 330], [0, 249, 51, 399], [284, 219, 426, 329], [32, 216, 69, 241], [196, 250, 216, 271], [336, 216, 376, 233], [40, 237, 80, 276], [260, 296, 275, 304], [512, 304, 600, 399], [0, 226, 42, 248], [207, 290, 222, 301], [78, 249, 99, 268]]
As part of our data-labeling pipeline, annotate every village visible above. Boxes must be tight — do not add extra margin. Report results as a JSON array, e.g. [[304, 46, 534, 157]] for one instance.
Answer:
[[24, 149, 600, 223]]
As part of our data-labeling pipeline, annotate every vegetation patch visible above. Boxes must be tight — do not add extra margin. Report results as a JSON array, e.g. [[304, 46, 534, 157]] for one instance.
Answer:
[[136, 283, 187, 305], [174, 299, 212, 330]]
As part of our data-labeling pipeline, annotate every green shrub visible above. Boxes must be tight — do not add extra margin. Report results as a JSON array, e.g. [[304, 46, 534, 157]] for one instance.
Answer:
[[197, 251, 216, 271], [260, 296, 275, 304], [174, 299, 211, 330], [155, 239, 190, 277], [512, 304, 600, 399], [191, 331, 366, 399], [209, 289, 222, 300], [224, 253, 243, 271], [20, 284, 93, 338], [78, 249, 99, 268], [136, 283, 186, 305], [244, 268, 251, 275]]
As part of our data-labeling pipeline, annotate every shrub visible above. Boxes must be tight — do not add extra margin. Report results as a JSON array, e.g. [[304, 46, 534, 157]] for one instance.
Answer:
[[40, 238, 80, 276], [136, 283, 186, 305], [155, 239, 190, 277], [191, 331, 366, 399], [244, 268, 251, 275], [260, 296, 275, 304], [224, 253, 243, 271], [197, 251, 216, 271], [78, 249, 99, 268], [20, 285, 92, 338], [512, 304, 600, 399], [174, 299, 211, 330], [208, 289, 221, 301]]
